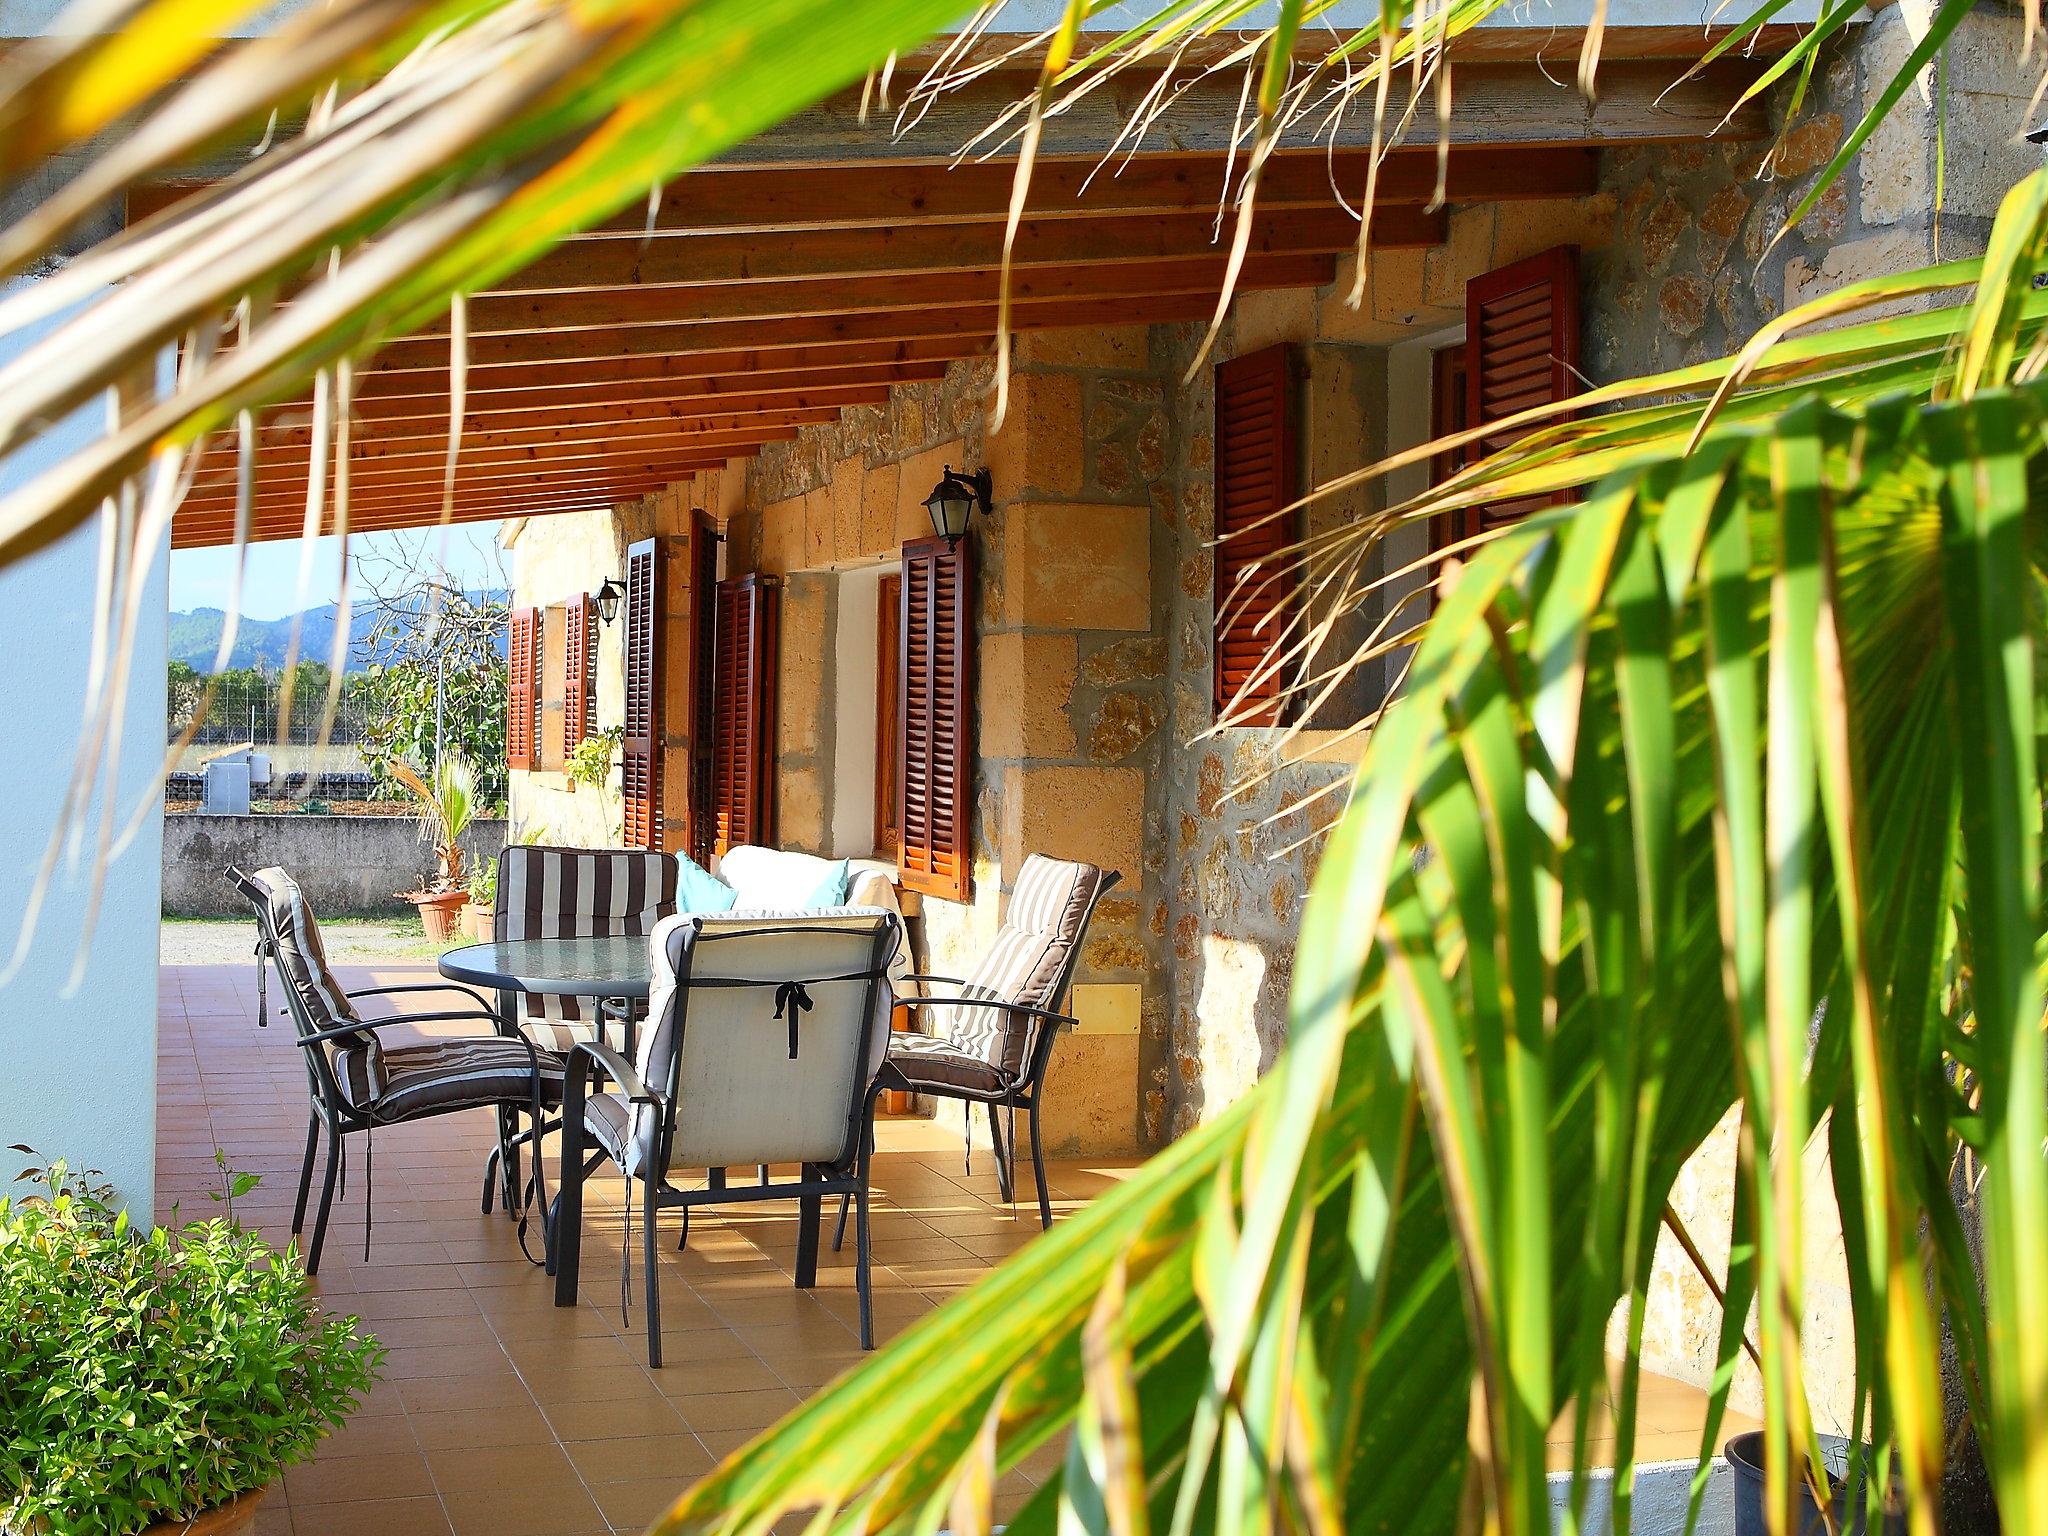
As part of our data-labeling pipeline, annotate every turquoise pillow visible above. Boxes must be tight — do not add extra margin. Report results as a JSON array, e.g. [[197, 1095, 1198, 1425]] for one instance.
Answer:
[[676, 855, 737, 913], [805, 858, 851, 908]]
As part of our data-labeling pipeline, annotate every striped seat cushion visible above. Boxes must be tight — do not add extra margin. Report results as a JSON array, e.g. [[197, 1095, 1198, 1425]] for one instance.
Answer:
[[496, 846, 679, 1050], [884, 1032, 1007, 1095], [348, 1037, 566, 1124], [916, 855, 1106, 1078]]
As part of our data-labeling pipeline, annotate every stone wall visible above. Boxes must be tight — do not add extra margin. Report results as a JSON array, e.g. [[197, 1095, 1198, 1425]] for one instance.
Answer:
[[162, 813, 507, 916]]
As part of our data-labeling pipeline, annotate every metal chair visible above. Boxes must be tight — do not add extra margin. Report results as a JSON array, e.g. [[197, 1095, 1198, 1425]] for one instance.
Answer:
[[551, 909, 900, 1361], [226, 866, 563, 1273], [859, 856, 1121, 1231], [480, 845, 679, 1216]]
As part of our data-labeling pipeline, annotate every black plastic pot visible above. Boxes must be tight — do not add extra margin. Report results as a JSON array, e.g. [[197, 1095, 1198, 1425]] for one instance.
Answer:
[[1725, 1431, 1907, 1536]]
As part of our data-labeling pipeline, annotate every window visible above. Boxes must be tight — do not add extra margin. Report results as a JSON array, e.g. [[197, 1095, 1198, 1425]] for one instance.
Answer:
[[506, 606, 538, 772], [873, 571, 902, 857], [1457, 243, 1580, 537], [1213, 342, 1298, 728], [709, 572, 779, 853], [622, 539, 664, 850], [898, 536, 971, 902], [686, 515, 720, 865], [563, 591, 595, 757]]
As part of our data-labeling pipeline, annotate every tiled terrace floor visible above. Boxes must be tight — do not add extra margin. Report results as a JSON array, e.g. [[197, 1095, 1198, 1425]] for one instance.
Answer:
[[160, 961, 1753, 1536]]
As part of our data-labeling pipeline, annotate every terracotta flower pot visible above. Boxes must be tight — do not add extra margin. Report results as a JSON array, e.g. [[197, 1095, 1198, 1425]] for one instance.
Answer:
[[460, 902, 494, 941], [407, 888, 469, 943], [141, 1488, 267, 1536]]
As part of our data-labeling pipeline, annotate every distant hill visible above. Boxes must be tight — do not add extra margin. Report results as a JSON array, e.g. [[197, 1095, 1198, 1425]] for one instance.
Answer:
[[168, 591, 508, 673]]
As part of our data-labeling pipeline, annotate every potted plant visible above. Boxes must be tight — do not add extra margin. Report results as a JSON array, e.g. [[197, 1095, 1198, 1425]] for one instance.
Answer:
[[462, 861, 497, 941], [0, 1153, 382, 1535], [389, 753, 477, 942], [1724, 1431, 1906, 1536]]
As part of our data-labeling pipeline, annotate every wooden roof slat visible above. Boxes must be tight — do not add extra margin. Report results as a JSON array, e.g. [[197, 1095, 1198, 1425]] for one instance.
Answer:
[[334, 373, 934, 424], [484, 205, 1425, 296], [255, 403, 852, 454], [443, 251, 1345, 337]]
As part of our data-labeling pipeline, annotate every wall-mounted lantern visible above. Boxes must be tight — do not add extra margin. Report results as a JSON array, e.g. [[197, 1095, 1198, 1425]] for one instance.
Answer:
[[922, 466, 992, 548], [594, 578, 627, 625]]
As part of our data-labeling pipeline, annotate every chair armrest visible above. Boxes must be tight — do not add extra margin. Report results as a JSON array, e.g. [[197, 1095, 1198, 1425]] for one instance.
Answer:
[[292, 1008, 504, 1047], [572, 1039, 656, 1104], [899, 973, 968, 988], [350, 980, 498, 1012], [895, 996, 1077, 1032]]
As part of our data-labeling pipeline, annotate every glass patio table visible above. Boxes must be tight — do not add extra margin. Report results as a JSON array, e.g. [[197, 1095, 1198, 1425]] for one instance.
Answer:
[[438, 934, 656, 1251]]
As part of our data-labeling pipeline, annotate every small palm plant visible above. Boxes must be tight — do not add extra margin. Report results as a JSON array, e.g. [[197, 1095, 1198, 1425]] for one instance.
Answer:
[[387, 753, 477, 894]]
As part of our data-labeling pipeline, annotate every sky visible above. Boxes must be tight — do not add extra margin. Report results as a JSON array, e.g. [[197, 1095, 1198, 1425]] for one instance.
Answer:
[[168, 522, 507, 618]]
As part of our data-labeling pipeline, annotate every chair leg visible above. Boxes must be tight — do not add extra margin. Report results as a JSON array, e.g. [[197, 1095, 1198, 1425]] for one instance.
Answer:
[[306, 1124, 342, 1275], [833, 1193, 851, 1253], [987, 1103, 1014, 1204], [483, 1106, 508, 1214], [553, 1122, 585, 1307], [795, 1174, 821, 1290], [502, 1116, 523, 1219], [642, 1177, 664, 1369], [291, 1114, 318, 1236], [855, 1182, 874, 1351], [1029, 1105, 1052, 1230]]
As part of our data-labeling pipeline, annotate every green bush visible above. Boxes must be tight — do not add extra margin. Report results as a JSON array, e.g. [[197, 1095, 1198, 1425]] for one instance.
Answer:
[[0, 1154, 382, 1535]]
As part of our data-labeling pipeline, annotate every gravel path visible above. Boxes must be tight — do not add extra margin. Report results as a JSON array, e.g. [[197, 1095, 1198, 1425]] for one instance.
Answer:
[[161, 916, 458, 967]]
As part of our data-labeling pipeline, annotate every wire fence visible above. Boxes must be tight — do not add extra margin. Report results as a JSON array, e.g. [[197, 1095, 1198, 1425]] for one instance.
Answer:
[[168, 673, 384, 800]]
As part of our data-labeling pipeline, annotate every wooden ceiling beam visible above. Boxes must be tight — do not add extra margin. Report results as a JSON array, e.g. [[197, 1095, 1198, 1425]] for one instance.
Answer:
[[486, 205, 1422, 296], [174, 492, 661, 546], [555, 145, 1598, 237], [189, 436, 792, 498], [354, 336, 977, 385], [440, 251, 1349, 337], [255, 403, 851, 455], [729, 58, 1769, 166], [367, 279, 1285, 373], [334, 372, 937, 424]]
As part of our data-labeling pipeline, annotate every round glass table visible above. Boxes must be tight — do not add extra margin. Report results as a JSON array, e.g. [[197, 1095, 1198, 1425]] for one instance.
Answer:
[[438, 934, 655, 1004]]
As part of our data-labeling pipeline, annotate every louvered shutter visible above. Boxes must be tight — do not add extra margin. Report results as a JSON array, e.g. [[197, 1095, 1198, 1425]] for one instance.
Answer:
[[687, 518, 720, 865], [710, 573, 779, 853], [898, 536, 972, 903], [622, 539, 664, 851], [506, 606, 538, 771], [1460, 244, 1580, 536], [562, 592, 595, 755], [1213, 343, 1298, 727]]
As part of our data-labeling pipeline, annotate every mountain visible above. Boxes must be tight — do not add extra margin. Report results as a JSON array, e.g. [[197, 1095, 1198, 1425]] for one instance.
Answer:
[[168, 591, 508, 673]]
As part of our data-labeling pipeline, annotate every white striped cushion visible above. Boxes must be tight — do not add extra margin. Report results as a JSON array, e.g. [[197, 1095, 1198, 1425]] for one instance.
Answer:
[[495, 846, 679, 1048], [929, 856, 1104, 1076]]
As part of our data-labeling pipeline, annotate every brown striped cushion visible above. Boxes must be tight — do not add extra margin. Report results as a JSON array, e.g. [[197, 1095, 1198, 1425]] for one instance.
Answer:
[[365, 1037, 566, 1123], [885, 1032, 1007, 1095], [494, 846, 679, 1050], [919, 856, 1105, 1077]]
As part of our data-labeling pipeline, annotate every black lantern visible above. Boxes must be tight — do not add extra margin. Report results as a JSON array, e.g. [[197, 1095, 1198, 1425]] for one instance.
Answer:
[[922, 466, 992, 547], [594, 578, 627, 625]]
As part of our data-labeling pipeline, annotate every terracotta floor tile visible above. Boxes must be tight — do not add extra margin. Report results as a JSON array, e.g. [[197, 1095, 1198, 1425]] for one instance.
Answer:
[[671, 1387, 804, 1435], [587, 1474, 695, 1528], [563, 1432, 715, 1484], [287, 1496, 454, 1536], [284, 1449, 437, 1506], [541, 1394, 690, 1443], [439, 1484, 608, 1536], [407, 1404, 560, 1452], [424, 1440, 580, 1496]]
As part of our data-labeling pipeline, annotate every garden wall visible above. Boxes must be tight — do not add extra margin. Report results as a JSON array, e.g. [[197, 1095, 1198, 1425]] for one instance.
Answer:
[[161, 814, 507, 917]]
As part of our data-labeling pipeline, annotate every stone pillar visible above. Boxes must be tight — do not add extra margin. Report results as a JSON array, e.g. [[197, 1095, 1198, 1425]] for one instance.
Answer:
[[967, 330, 1171, 1158]]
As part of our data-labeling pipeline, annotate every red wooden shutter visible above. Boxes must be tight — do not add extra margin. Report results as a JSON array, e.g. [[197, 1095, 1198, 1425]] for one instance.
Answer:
[[1213, 343, 1298, 727], [710, 573, 779, 853], [506, 606, 537, 771], [898, 535, 972, 903], [562, 592, 594, 755], [622, 539, 664, 851], [1460, 244, 1580, 537], [687, 517, 721, 866]]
